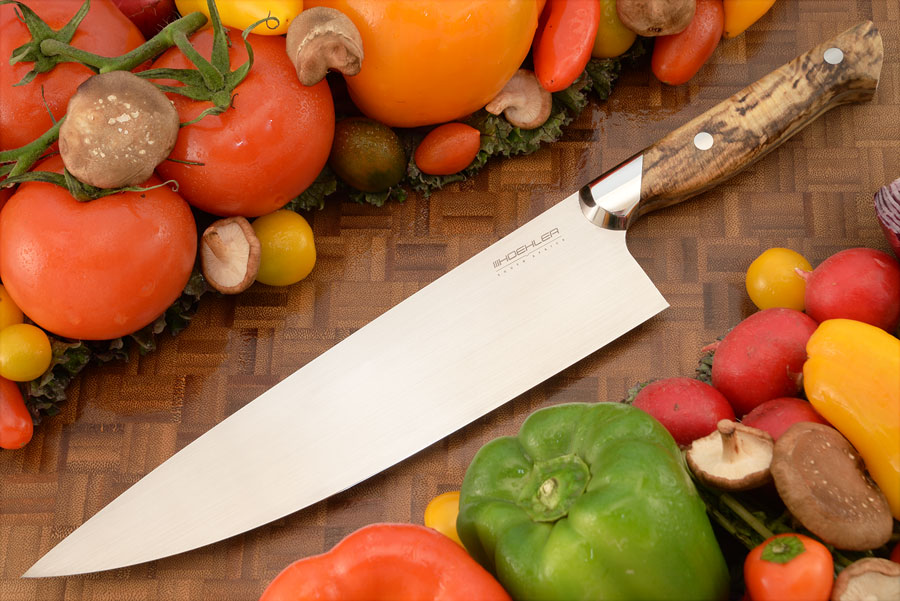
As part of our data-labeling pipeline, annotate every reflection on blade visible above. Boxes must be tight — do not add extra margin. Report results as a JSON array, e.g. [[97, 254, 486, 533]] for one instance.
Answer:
[[25, 191, 667, 577]]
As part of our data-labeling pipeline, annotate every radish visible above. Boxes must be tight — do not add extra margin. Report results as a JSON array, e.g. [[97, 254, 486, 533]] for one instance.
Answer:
[[800, 248, 900, 332], [741, 397, 830, 441], [112, 0, 177, 39], [711, 308, 818, 417], [630, 377, 735, 447]]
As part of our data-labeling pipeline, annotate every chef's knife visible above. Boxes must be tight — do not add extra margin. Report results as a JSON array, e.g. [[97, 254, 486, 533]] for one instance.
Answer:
[[25, 21, 882, 577]]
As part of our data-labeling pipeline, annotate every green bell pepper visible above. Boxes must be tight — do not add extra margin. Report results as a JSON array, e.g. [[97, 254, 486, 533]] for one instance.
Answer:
[[457, 402, 729, 601]]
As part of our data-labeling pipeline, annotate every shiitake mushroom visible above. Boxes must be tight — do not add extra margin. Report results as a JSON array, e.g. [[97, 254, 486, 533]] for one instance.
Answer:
[[771, 422, 893, 551], [59, 70, 179, 189], [617, 0, 696, 37]]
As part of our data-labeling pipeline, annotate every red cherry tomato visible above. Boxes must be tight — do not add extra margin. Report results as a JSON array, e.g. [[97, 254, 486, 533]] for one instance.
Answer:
[[533, 0, 601, 92], [153, 29, 335, 217], [744, 534, 833, 601], [0, 0, 145, 152], [0, 377, 33, 450], [651, 0, 724, 86], [0, 156, 197, 340]]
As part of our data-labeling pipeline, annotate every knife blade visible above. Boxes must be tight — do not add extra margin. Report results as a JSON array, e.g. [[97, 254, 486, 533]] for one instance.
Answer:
[[25, 20, 882, 577]]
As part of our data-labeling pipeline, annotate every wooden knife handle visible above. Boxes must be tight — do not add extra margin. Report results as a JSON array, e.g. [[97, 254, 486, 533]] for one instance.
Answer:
[[636, 20, 883, 220]]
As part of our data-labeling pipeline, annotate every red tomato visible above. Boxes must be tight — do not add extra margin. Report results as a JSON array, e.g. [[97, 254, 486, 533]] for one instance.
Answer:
[[533, 0, 601, 92], [0, 184, 12, 210], [0, 376, 33, 450], [651, 0, 724, 86], [153, 29, 335, 217], [0, 156, 197, 340], [891, 541, 900, 563], [0, 0, 145, 152], [744, 534, 833, 601]]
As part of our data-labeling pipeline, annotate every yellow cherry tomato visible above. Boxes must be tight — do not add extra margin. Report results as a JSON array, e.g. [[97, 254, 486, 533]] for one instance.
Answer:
[[424, 490, 462, 546], [592, 0, 637, 59], [723, 0, 777, 39], [175, 0, 302, 35], [0, 323, 52, 382], [252, 210, 316, 286], [0, 285, 24, 331], [745, 248, 812, 311]]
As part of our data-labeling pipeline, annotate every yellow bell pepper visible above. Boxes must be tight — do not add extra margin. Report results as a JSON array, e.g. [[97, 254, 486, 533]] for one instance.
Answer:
[[723, 0, 777, 39], [175, 0, 303, 36], [592, 0, 637, 59], [803, 319, 900, 519]]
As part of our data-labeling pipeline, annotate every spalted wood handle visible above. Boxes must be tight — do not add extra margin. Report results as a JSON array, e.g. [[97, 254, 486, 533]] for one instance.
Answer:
[[636, 21, 883, 219]]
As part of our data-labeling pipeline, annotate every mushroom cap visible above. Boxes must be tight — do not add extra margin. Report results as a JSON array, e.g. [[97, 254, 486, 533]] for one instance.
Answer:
[[200, 217, 261, 294], [286, 6, 364, 87], [616, 0, 696, 37], [771, 422, 893, 551], [831, 557, 900, 601], [59, 70, 179, 189], [685, 420, 774, 490]]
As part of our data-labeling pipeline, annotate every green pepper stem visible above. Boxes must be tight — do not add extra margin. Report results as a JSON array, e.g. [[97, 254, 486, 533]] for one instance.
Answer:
[[38, 11, 208, 74]]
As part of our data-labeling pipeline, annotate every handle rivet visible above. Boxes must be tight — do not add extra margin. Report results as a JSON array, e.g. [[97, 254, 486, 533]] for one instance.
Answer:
[[694, 132, 714, 151], [824, 47, 844, 65]]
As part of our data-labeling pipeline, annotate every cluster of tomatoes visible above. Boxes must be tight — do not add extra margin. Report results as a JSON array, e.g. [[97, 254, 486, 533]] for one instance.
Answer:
[[0, 0, 336, 448]]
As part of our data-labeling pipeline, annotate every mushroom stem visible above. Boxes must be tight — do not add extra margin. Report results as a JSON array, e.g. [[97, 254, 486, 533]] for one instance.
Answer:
[[202, 230, 229, 262], [718, 420, 742, 463]]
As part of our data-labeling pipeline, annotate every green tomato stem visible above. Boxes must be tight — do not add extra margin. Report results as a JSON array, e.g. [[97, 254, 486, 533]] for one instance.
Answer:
[[38, 11, 208, 74], [0, 117, 63, 178]]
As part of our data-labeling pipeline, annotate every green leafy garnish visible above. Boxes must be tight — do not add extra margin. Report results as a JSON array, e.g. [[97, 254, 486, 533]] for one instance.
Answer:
[[284, 166, 338, 212], [290, 40, 648, 209]]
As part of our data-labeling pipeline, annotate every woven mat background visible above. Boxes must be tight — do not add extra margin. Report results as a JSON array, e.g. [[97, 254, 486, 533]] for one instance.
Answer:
[[2, 1, 899, 599]]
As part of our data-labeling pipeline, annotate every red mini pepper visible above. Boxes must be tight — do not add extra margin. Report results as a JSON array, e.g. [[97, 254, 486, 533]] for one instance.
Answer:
[[0, 376, 32, 450], [259, 523, 511, 601], [652, 0, 725, 86], [533, 0, 601, 92]]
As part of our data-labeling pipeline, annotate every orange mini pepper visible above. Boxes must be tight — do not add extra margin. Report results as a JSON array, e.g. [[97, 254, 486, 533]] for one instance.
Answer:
[[259, 523, 511, 601], [723, 0, 777, 38]]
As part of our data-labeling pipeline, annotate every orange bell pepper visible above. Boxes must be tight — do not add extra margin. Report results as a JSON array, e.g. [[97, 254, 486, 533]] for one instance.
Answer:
[[803, 319, 900, 519], [259, 523, 511, 601], [723, 0, 777, 38]]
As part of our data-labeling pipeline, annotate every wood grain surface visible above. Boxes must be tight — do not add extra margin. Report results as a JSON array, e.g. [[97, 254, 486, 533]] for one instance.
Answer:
[[2, 1, 899, 599]]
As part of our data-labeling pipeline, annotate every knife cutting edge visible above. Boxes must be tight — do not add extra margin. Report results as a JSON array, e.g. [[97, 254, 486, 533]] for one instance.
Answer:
[[24, 20, 883, 577]]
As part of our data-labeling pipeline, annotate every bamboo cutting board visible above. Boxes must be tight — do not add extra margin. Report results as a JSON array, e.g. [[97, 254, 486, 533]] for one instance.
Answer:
[[2, 1, 899, 599]]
